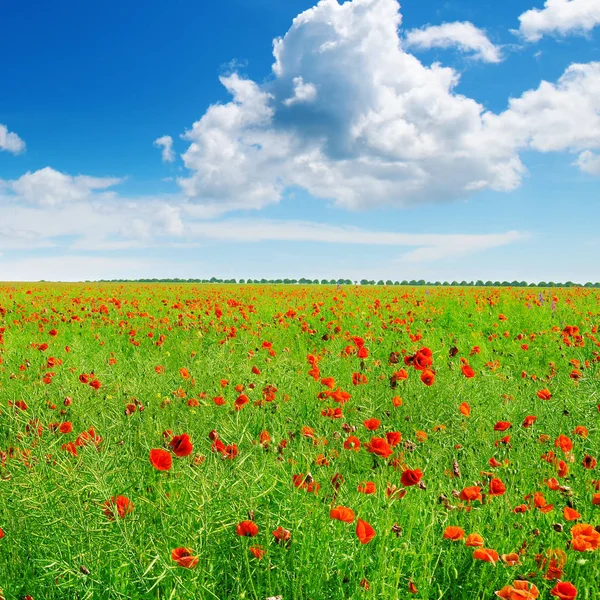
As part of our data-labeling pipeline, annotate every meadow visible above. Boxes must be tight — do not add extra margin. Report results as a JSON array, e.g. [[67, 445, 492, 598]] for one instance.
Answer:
[[0, 283, 598, 600]]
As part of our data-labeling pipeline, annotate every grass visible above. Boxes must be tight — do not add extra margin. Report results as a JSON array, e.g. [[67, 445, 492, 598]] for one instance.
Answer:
[[0, 283, 598, 599]]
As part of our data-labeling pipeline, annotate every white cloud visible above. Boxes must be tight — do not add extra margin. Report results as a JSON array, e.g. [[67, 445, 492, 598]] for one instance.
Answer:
[[486, 62, 600, 168], [2, 167, 123, 207], [283, 76, 318, 105], [404, 21, 502, 63], [0, 123, 26, 154], [576, 150, 600, 174], [516, 0, 600, 42], [175, 0, 600, 214], [0, 255, 201, 282], [154, 135, 175, 162]]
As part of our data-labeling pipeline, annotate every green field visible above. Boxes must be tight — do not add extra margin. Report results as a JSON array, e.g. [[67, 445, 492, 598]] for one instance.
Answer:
[[0, 283, 598, 599]]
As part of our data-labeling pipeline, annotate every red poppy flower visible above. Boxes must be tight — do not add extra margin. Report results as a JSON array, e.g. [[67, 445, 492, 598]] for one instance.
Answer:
[[443, 526, 465, 540], [149, 448, 172, 471], [550, 581, 577, 599], [459, 402, 471, 416], [356, 518, 376, 544], [249, 545, 265, 559], [236, 520, 259, 537], [563, 507, 581, 521], [363, 418, 380, 431], [495, 580, 539, 599], [494, 421, 511, 431], [465, 533, 484, 547], [461, 364, 475, 378], [460, 486, 483, 503], [343, 436, 361, 451], [171, 547, 198, 568], [103, 495, 134, 519], [473, 548, 499, 564], [365, 437, 392, 458], [488, 478, 506, 497], [330, 506, 355, 523], [357, 481, 376, 494], [420, 369, 435, 386], [169, 433, 193, 458], [272, 526, 291, 543], [570, 523, 600, 551], [59, 422, 72, 434], [386, 431, 402, 447], [400, 468, 423, 487]]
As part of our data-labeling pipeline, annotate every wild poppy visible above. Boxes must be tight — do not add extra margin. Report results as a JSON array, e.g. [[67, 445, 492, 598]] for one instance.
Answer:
[[149, 448, 172, 471], [460, 487, 483, 503], [459, 402, 471, 416], [461, 364, 475, 378], [501, 553, 520, 566], [494, 421, 511, 431], [365, 437, 392, 459], [236, 520, 259, 537], [330, 506, 355, 523], [363, 418, 380, 431], [59, 422, 72, 434], [169, 433, 193, 458], [420, 369, 435, 386], [392, 396, 403, 407], [489, 478, 506, 497], [400, 468, 423, 487], [171, 547, 198, 568], [473, 548, 499, 564], [103, 496, 134, 519], [465, 533, 484, 547], [522, 415, 537, 428], [249, 545, 265, 559], [443, 526, 465, 540], [570, 524, 600, 551], [356, 518, 376, 544], [357, 481, 376, 494], [563, 507, 581, 521], [272, 526, 291, 543], [495, 580, 539, 599], [343, 436, 361, 451], [386, 431, 402, 447], [537, 389, 552, 400], [550, 582, 577, 599]]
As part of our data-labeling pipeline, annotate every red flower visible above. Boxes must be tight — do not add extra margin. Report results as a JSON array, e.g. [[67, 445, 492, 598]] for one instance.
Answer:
[[103, 496, 134, 519], [365, 437, 393, 458], [169, 433, 193, 458], [330, 506, 355, 523], [488, 478, 506, 497], [400, 468, 423, 487], [550, 581, 577, 599], [363, 418, 380, 431], [59, 422, 72, 434], [149, 448, 172, 471], [358, 481, 376, 494], [236, 520, 259, 537], [249, 545, 265, 559], [171, 547, 198, 568], [343, 436, 361, 451], [356, 518, 376, 544], [494, 421, 511, 431], [386, 431, 402, 447], [420, 369, 435, 386], [461, 364, 475, 378]]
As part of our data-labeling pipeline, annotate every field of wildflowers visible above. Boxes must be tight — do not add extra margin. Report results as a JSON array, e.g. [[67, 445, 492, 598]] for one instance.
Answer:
[[0, 283, 598, 599]]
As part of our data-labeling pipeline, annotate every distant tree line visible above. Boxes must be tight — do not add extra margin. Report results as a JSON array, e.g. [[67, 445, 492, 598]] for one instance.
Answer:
[[86, 278, 600, 287]]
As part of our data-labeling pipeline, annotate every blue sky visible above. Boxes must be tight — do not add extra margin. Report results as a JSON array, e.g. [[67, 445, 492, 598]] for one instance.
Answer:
[[1, 0, 599, 282]]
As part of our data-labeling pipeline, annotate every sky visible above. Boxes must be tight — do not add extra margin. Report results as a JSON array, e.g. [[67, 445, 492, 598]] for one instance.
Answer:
[[1, 0, 599, 283]]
